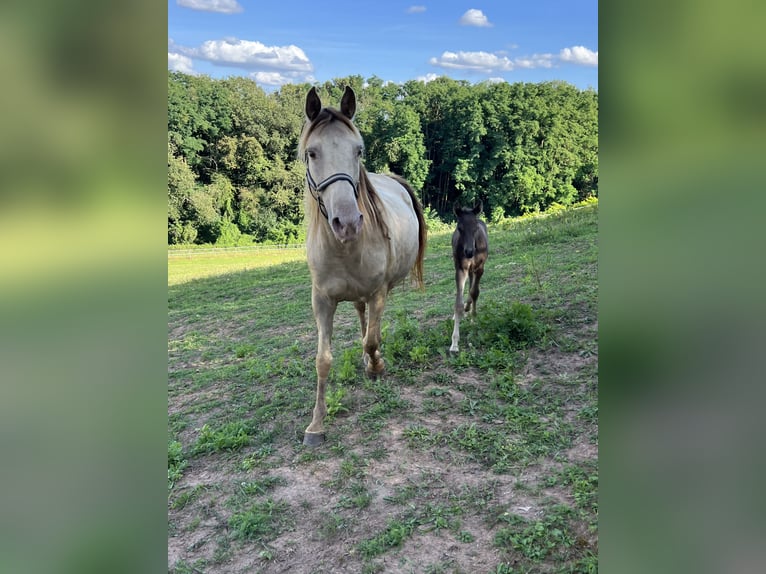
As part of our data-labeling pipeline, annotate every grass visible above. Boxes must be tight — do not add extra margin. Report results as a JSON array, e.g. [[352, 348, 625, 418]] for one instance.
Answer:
[[168, 202, 598, 573], [228, 499, 294, 542], [167, 245, 307, 286]]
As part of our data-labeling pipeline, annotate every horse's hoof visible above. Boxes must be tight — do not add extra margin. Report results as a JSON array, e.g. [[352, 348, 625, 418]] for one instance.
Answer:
[[449, 347, 459, 354], [365, 367, 385, 379], [364, 354, 385, 376], [303, 432, 326, 447]]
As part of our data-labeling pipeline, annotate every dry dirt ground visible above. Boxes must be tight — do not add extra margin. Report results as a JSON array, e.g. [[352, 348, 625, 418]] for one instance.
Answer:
[[168, 320, 597, 574]]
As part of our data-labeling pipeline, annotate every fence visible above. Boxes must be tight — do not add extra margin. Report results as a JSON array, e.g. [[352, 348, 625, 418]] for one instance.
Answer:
[[167, 244, 306, 257]]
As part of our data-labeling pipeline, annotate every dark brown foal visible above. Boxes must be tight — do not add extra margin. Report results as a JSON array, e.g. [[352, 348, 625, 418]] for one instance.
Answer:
[[450, 201, 488, 353]]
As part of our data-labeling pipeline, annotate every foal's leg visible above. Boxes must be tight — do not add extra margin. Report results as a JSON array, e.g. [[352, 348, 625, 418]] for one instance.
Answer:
[[464, 268, 475, 313], [363, 290, 387, 376], [304, 289, 337, 446], [468, 265, 483, 317], [450, 267, 468, 353], [353, 300, 368, 364]]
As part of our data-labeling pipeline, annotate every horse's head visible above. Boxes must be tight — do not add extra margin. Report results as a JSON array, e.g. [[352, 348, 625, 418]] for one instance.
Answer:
[[453, 201, 484, 259], [301, 86, 364, 244]]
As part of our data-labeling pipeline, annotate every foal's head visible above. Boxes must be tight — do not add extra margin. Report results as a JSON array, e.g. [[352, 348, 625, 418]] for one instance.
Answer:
[[300, 86, 364, 243], [453, 201, 484, 259]]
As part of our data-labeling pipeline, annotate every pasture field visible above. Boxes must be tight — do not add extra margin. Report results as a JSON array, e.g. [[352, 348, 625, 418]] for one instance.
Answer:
[[168, 203, 598, 573], [168, 246, 307, 287]]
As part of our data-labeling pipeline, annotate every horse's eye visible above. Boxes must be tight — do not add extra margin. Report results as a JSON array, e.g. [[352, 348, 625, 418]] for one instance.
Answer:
[[308, 150, 317, 160], [356, 147, 363, 158]]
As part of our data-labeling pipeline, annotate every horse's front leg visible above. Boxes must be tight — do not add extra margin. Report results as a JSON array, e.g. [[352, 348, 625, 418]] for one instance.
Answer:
[[363, 290, 387, 376], [450, 267, 468, 353], [464, 268, 475, 313], [353, 300, 369, 365], [304, 289, 337, 446], [468, 265, 483, 317]]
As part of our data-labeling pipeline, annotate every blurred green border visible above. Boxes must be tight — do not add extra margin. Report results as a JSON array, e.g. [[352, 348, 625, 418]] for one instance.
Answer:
[[601, 1, 766, 572], [2, 0, 765, 572], [0, 2, 168, 573]]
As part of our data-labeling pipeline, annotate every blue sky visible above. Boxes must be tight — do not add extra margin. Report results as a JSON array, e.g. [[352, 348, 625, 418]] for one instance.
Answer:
[[168, 1, 597, 90]]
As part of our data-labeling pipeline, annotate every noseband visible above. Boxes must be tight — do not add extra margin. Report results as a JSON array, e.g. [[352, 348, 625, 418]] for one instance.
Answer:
[[304, 154, 359, 220]]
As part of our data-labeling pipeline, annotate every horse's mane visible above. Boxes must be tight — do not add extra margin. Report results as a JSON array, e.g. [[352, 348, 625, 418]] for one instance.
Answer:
[[299, 107, 389, 241]]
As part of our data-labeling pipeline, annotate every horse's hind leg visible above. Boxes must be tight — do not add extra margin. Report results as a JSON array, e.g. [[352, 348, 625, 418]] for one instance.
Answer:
[[304, 291, 337, 446], [450, 267, 468, 353]]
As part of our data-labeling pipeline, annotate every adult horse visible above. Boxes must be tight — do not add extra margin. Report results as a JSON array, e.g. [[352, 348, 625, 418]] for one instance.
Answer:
[[449, 202, 488, 353], [300, 86, 427, 446]]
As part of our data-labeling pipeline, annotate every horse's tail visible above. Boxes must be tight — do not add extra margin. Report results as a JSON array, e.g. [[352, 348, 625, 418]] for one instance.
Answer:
[[390, 174, 427, 289]]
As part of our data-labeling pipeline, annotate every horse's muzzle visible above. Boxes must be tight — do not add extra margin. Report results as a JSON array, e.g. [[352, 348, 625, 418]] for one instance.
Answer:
[[331, 212, 363, 243]]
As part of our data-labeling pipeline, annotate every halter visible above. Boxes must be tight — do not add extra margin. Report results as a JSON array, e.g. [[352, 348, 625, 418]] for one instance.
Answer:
[[304, 153, 359, 220]]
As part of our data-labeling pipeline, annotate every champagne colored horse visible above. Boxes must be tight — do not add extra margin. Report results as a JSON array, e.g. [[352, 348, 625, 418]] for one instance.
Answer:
[[450, 202, 488, 353], [299, 86, 426, 446]]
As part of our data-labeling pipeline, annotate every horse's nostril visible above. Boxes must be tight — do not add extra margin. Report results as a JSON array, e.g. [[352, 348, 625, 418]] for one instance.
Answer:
[[331, 217, 342, 233]]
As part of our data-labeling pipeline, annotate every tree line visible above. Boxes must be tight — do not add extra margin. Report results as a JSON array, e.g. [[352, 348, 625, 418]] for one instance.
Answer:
[[168, 72, 598, 245]]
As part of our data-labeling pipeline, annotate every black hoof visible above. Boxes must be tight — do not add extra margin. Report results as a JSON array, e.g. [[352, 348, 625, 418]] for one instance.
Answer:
[[303, 432, 325, 447]]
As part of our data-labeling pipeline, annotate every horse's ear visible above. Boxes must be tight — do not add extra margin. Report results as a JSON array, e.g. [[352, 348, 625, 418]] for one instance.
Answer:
[[473, 200, 483, 215], [453, 202, 461, 217], [306, 87, 322, 121], [340, 86, 356, 119]]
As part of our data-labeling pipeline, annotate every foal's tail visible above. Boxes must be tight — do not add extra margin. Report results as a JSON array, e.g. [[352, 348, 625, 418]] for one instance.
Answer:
[[390, 174, 427, 289]]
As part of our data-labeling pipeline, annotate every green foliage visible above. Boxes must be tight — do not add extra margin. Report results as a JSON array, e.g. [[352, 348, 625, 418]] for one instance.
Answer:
[[358, 518, 418, 558], [325, 386, 349, 418], [237, 476, 286, 496], [335, 347, 359, 384], [214, 219, 242, 246], [168, 220, 197, 245], [408, 344, 430, 364], [547, 465, 599, 514], [494, 508, 576, 562], [168, 439, 187, 488], [422, 205, 452, 232], [228, 499, 293, 541], [358, 101, 430, 190], [402, 424, 435, 448], [472, 301, 544, 352], [168, 72, 597, 243], [193, 421, 251, 454]]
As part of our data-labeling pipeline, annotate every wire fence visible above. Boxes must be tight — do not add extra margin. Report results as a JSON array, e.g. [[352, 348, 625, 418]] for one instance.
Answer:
[[168, 244, 306, 257]]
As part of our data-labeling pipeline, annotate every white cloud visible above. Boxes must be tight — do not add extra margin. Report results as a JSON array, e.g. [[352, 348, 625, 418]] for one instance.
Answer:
[[429, 46, 597, 74], [429, 51, 514, 73], [487, 77, 506, 84], [250, 71, 316, 86], [513, 54, 555, 69], [559, 46, 598, 66], [176, 0, 243, 14], [180, 38, 313, 73], [250, 72, 289, 86], [406, 5, 426, 13], [168, 52, 196, 74], [459, 9, 493, 27], [416, 73, 440, 83]]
